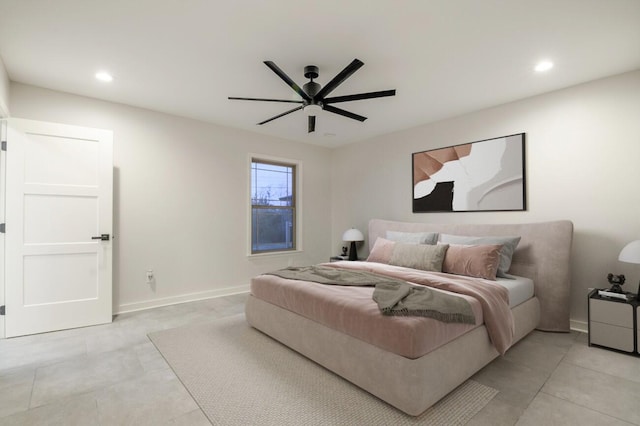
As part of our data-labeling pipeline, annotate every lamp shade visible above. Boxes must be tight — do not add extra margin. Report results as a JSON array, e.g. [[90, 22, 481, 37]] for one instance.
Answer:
[[618, 240, 640, 264], [342, 228, 364, 242]]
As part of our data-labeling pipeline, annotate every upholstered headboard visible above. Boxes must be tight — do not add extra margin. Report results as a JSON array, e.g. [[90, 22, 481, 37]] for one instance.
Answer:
[[368, 219, 574, 332]]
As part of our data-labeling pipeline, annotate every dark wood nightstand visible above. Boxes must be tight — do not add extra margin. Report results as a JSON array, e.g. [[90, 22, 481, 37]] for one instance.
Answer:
[[588, 289, 639, 355]]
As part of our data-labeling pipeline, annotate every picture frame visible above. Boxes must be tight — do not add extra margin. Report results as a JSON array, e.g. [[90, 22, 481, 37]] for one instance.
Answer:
[[412, 133, 526, 213]]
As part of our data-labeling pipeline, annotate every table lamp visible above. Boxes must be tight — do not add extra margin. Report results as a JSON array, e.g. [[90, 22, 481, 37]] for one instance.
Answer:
[[342, 228, 364, 261], [618, 240, 640, 298]]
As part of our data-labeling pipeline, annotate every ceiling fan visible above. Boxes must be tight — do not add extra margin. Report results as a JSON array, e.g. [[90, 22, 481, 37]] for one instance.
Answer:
[[228, 59, 396, 133]]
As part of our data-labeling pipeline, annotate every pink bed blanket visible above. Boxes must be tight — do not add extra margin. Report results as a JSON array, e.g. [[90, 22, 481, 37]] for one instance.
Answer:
[[325, 261, 515, 354]]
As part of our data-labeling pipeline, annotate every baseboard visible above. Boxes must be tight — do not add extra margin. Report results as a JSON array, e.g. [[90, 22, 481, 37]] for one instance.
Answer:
[[570, 319, 588, 334], [115, 285, 250, 315]]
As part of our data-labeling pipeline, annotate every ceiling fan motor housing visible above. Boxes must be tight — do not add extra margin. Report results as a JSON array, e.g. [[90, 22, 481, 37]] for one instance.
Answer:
[[303, 81, 321, 99]]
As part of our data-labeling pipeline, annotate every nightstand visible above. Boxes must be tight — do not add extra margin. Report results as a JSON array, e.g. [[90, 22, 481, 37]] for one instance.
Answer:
[[588, 289, 639, 355], [329, 256, 361, 262]]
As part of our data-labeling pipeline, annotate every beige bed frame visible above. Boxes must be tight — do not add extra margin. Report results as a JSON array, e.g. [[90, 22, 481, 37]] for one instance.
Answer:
[[245, 219, 573, 416]]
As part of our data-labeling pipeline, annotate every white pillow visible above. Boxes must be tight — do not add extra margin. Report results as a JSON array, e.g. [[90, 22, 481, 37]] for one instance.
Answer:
[[385, 231, 438, 245]]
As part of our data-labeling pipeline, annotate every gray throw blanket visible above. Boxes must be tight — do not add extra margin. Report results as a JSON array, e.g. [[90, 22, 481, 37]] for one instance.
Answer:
[[266, 265, 475, 324]]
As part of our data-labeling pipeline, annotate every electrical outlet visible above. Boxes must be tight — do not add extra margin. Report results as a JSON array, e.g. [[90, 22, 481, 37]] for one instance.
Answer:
[[146, 270, 154, 283]]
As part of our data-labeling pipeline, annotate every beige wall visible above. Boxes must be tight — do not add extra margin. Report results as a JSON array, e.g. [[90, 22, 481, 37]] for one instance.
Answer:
[[9, 83, 332, 313], [0, 56, 9, 116], [331, 70, 640, 328], [7, 71, 640, 326]]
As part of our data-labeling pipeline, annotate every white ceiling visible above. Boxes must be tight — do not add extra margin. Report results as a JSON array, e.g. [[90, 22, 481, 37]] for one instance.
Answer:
[[1, 0, 639, 147]]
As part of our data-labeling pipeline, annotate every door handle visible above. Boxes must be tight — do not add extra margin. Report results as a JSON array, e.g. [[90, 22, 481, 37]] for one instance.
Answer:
[[91, 234, 110, 241]]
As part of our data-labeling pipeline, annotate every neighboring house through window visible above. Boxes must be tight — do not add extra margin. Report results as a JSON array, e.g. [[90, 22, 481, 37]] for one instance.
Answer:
[[250, 157, 299, 254]]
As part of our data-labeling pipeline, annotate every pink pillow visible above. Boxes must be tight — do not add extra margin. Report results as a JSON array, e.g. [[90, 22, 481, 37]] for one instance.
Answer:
[[442, 244, 502, 280], [366, 238, 396, 263]]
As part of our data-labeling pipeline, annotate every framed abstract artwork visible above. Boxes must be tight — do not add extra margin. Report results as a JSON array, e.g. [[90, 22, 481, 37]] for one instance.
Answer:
[[412, 133, 526, 213]]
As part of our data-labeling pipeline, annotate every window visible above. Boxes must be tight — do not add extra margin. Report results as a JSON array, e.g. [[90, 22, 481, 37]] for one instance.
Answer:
[[250, 158, 297, 254]]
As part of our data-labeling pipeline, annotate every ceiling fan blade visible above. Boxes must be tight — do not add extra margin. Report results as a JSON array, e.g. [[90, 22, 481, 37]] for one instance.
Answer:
[[323, 89, 396, 104], [323, 105, 367, 122], [264, 61, 312, 102], [308, 116, 316, 133], [315, 59, 364, 100], [228, 96, 303, 104], [257, 105, 304, 125]]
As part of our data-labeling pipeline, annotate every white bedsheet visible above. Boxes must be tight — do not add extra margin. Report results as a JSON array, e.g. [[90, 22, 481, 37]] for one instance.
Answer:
[[496, 275, 534, 307]]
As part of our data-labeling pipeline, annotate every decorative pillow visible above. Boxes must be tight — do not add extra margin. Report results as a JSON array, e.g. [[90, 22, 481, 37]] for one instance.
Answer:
[[385, 231, 438, 245], [389, 242, 449, 272], [366, 237, 396, 264], [438, 234, 521, 278], [442, 244, 502, 280]]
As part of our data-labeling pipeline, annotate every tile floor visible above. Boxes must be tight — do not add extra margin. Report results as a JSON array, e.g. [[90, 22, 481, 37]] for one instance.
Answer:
[[0, 293, 638, 425]]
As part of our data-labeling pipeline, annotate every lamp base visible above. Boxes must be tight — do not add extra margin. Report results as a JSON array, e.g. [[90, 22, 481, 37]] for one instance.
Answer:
[[348, 241, 358, 261]]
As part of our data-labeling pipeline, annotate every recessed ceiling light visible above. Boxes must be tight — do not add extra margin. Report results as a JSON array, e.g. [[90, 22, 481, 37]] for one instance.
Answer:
[[534, 61, 554, 73], [95, 71, 113, 82]]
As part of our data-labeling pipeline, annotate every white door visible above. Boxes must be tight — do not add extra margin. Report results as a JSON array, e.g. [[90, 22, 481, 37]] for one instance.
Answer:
[[5, 118, 113, 337]]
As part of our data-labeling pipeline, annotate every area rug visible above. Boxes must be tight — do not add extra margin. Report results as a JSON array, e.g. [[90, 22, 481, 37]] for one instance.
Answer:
[[149, 314, 498, 425]]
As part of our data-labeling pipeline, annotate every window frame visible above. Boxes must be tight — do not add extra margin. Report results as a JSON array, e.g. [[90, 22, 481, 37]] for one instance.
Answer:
[[247, 154, 302, 256]]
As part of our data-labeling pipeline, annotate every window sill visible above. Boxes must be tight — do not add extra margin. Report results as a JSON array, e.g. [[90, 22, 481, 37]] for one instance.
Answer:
[[247, 249, 303, 259]]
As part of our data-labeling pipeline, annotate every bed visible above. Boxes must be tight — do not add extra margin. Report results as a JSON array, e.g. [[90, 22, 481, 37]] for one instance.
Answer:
[[245, 219, 573, 416]]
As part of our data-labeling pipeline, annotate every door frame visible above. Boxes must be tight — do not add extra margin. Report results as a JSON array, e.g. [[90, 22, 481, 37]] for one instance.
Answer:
[[0, 118, 6, 339]]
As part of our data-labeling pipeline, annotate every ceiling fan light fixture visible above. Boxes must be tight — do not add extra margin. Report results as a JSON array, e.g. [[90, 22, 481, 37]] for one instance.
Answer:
[[303, 104, 323, 116]]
